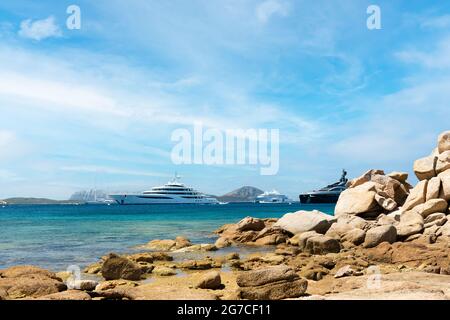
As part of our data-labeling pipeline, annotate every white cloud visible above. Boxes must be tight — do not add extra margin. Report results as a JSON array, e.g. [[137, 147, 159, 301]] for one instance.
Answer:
[[18, 16, 62, 41], [256, 0, 289, 24], [421, 14, 450, 29], [60, 165, 169, 177], [395, 36, 450, 69]]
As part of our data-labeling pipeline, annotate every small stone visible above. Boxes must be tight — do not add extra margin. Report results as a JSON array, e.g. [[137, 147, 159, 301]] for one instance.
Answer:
[[195, 271, 221, 290]]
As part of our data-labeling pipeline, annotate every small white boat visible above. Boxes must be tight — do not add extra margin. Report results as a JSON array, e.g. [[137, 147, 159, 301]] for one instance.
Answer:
[[255, 190, 291, 203]]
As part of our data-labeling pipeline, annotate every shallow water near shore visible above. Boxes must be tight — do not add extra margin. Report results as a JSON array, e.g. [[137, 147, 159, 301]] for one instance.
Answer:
[[0, 202, 335, 271]]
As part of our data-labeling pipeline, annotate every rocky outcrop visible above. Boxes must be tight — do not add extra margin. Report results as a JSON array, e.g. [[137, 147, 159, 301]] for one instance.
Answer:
[[37, 290, 92, 300], [304, 235, 341, 254], [335, 170, 411, 219], [0, 266, 66, 300], [101, 253, 143, 281], [274, 210, 336, 235], [195, 271, 222, 290], [363, 225, 397, 248], [236, 265, 307, 300]]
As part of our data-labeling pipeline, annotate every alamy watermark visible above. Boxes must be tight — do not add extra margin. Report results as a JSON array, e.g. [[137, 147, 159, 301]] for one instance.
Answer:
[[170, 123, 280, 175]]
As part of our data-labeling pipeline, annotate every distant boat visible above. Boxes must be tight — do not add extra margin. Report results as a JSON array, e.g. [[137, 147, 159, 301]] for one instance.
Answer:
[[299, 169, 348, 204], [256, 190, 292, 203], [109, 175, 219, 205]]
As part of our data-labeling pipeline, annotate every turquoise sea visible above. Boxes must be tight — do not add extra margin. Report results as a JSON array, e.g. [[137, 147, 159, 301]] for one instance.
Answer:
[[0, 203, 335, 271]]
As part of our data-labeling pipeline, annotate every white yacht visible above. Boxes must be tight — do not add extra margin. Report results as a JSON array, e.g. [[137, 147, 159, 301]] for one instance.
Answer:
[[109, 176, 219, 205], [255, 190, 291, 203]]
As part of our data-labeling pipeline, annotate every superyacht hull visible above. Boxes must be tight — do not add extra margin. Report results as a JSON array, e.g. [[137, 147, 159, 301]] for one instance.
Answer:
[[299, 192, 341, 204], [109, 194, 218, 205]]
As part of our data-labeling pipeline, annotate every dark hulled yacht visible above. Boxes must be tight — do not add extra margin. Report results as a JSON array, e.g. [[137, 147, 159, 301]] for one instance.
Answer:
[[299, 170, 348, 204]]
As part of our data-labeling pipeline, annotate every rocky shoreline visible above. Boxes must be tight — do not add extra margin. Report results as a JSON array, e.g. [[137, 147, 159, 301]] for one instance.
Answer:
[[1, 131, 449, 300]]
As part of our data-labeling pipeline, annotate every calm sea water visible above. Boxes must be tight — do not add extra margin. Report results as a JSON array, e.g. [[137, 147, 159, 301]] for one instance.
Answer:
[[0, 203, 335, 271]]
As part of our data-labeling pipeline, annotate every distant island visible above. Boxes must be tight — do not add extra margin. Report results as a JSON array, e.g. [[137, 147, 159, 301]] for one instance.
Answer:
[[215, 186, 264, 203], [1, 198, 83, 205]]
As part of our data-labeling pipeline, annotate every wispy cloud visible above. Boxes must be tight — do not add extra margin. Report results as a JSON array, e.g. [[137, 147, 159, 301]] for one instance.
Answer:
[[420, 14, 450, 29], [60, 165, 170, 178], [256, 0, 289, 24], [395, 36, 450, 69], [18, 16, 62, 41]]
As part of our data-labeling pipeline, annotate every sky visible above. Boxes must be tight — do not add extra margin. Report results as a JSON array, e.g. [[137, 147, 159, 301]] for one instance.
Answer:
[[0, 0, 449, 199]]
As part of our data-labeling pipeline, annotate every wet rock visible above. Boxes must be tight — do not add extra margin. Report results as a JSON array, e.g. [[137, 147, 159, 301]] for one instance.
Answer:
[[0, 274, 66, 300], [95, 280, 139, 291], [274, 210, 336, 235], [195, 271, 222, 290], [128, 252, 173, 263], [152, 266, 176, 276], [36, 290, 91, 300], [143, 239, 177, 251], [101, 253, 142, 281], [175, 236, 192, 249], [363, 225, 397, 248]]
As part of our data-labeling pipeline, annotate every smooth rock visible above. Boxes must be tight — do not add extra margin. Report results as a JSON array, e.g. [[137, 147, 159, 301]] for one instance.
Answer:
[[438, 170, 450, 201], [419, 199, 448, 218], [363, 225, 397, 248], [436, 151, 450, 175], [438, 130, 450, 154], [396, 212, 424, 238], [236, 265, 299, 287], [334, 265, 362, 278], [335, 184, 379, 218], [152, 266, 176, 276], [0, 274, 66, 299], [304, 235, 341, 254], [402, 180, 428, 212], [341, 228, 366, 245], [195, 271, 222, 290], [274, 210, 336, 235], [144, 239, 177, 251], [288, 231, 320, 249], [414, 155, 437, 181], [236, 217, 265, 232], [37, 290, 91, 300], [426, 177, 441, 201], [238, 278, 307, 300]]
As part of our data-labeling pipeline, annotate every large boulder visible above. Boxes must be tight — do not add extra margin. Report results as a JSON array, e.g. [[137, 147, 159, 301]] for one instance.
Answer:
[[402, 180, 428, 212], [288, 231, 320, 249], [195, 271, 222, 290], [236, 217, 265, 232], [375, 194, 397, 211], [236, 265, 307, 300], [37, 290, 92, 300], [371, 174, 408, 205], [347, 169, 385, 188], [396, 212, 424, 238], [335, 183, 380, 218], [436, 151, 450, 175], [438, 130, 450, 154], [363, 225, 397, 248], [438, 170, 450, 200], [414, 154, 437, 181], [274, 210, 336, 235], [426, 177, 441, 201], [101, 253, 142, 281], [387, 172, 408, 183], [304, 235, 341, 254], [417, 199, 448, 218], [0, 274, 66, 300]]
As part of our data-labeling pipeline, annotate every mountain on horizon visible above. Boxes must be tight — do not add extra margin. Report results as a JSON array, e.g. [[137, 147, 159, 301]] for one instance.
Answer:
[[216, 186, 264, 203]]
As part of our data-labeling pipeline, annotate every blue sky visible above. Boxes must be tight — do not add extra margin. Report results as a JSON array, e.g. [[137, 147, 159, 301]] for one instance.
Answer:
[[0, 0, 449, 199]]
